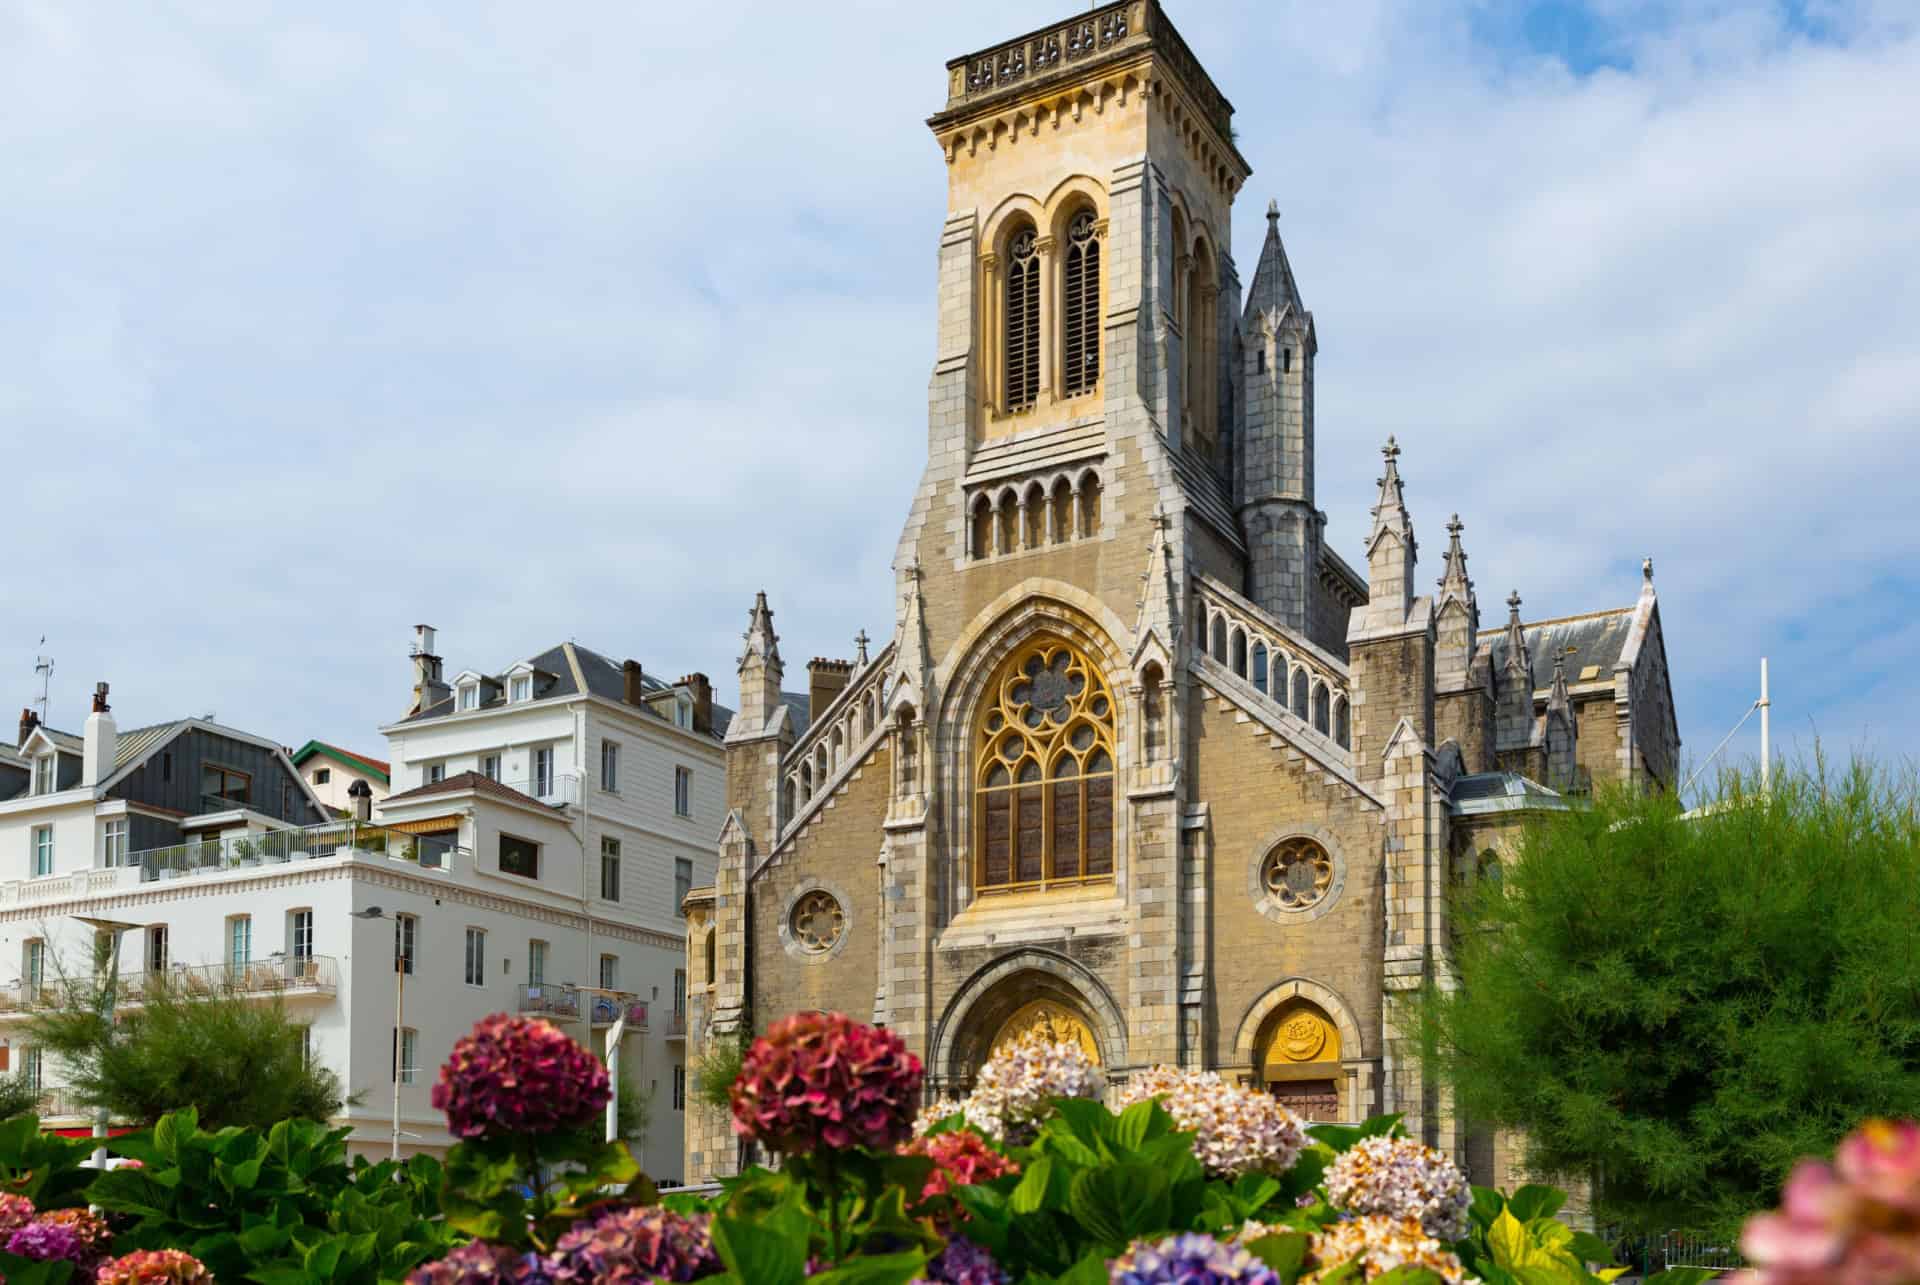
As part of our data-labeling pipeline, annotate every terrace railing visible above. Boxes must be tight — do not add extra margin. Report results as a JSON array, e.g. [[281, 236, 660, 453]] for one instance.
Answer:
[[131, 821, 461, 883]]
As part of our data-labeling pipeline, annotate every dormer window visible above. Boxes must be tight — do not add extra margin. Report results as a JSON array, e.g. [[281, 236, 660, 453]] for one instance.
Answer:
[[510, 676, 532, 703], [32, 754, 54, 796], [674, 699, 693, 730], [458, 684, 480, 711]]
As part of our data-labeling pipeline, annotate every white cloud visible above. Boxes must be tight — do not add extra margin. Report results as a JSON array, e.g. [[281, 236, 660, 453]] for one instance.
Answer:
[[0, 1, 1913, 777]]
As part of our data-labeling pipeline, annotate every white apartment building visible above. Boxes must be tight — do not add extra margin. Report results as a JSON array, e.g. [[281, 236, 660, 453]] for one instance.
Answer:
[[372, 627, 727, 1178], [0, 637, 724, 1182]]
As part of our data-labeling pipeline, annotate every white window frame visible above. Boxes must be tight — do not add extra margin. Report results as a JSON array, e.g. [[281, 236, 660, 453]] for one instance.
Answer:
[[425, 761, 446, 785], [290, 909, 315, 962], [314, 767, 331, 785], [397, 1027, 418, 1085], [458, 683, 479, 711], [674, 766, 692, 818], [464, 927, 486, 987], [482, 753, 501, 782], [533, 747, 554, 797], [23, 1048, 42, 1092], [510, 675, 532, 703], [672, 1065, 686, 1111], [228, 916, 252, 967], [600, 740, 620, 793], [102, 818, 129, 867], [599, 954, 618, 991], [675, 698, 692, 730], [24, 940, 45, 992], [299, 1026, 314, 1069], [31, 826, 53, 878], [600, 837, 621, 902], [394, 913, 417, 975], [32, 754, 54, 796], [147, 924, 169, 972], [527, 939, 547, 986]]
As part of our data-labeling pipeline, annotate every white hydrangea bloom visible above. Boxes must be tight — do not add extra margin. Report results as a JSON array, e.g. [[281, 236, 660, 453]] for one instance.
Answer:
[[960, 1029, 1103, 1142], [1114, 1066, 1308, 1177], [1303, 1214, 1472, 1283], [1323, 1135, 1473, 1242], [911, 1095, 966, 1139]]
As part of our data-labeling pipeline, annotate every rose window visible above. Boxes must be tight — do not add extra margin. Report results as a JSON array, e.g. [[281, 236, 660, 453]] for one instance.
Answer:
[[1261, 837, 1333, 910], [789, 890, 844, 954]]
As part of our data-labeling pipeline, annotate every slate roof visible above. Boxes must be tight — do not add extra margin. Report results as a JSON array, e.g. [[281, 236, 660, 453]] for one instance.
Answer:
[[1481, 607, 1636, 695], [1450, 772, 1570, 815], [403, 641, 734, 740], [781, 692, 811, 740], [383, 770, 550, 809]]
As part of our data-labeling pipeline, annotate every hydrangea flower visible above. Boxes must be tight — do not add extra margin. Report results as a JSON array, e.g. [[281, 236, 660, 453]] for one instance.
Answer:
[[900, 1129, 1020, 1201], [6, 1219, 85, 1266], [961, 1028, 1103, 1144], [549, 1204, 720, 1282], [35, 1207, 113, 1261], [408, 1241, 540, 1284], [915, 1236, 1010, 1285], [912, 1096, 967, 1139], [1734, 1118, 1920, 1284], [730, 1012, 923, 1154], [97, 1249, 217, 1285], [1109, 1232, 1281, 1284], [1301, 1215, 1471, 1283], [1323, 1135, 1472, 1242], [432, 1013, 611, 1139], [0, 1193, 35, 1235], [1115, 1067, 1308, 1178]]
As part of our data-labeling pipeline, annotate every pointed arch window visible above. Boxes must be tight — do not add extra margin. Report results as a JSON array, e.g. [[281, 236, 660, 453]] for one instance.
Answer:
[[1005, 227, 1041, 411], [975, 639, 1115, 892], [1063, 210, 1100, 397]]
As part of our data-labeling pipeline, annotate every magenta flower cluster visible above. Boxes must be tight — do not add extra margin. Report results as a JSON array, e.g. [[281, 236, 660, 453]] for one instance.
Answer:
[[730, 1011, 925, 1154], [1736, 1118, 1920, 1284], [96, 1250, 217, 1285], [6, 1219, 84, 1266], [915, 1236, 1010, 1285], [432, 1013, 611, 1139], [407, 1240, 552, 1284], [550, 1205, 719, 1282]]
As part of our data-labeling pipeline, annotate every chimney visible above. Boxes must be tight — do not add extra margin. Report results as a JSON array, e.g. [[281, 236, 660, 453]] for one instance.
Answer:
[[678, 673, 713, 733], [411, 624, 449, 713], [347, 778, 373, 822], [83, 683, 117, 787], [622, 660, 645, 706], [17, 708, 37, 750], [807, 658, 853, 725]]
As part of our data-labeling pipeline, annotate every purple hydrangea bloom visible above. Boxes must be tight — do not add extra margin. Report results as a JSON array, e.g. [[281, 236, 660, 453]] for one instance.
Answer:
[[549, 1205, 720, 1282], [1110, 1233, 1281, 1285], [431, 1014, 611, 1139], [7, 1218, 85, 1265], [407, 1241, 557, 1284], [915, 1236, 1010, 1285]]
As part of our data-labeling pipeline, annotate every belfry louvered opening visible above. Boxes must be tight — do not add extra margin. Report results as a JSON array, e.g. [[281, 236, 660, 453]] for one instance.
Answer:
[[1005, 227, 1041, 412], [1063, 210, 1100, 397]]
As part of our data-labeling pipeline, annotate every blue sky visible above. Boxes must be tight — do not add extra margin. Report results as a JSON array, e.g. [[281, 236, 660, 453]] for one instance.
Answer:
[[1, 0, 1915, 795]]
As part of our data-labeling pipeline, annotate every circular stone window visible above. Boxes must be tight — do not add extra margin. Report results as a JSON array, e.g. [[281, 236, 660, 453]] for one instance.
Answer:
[[1249, 831, 1345, 923], [788, 889, 845, 955]]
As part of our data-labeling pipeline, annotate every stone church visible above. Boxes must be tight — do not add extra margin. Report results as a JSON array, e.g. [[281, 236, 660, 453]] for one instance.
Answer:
[[682, 0, 1679, 1182]]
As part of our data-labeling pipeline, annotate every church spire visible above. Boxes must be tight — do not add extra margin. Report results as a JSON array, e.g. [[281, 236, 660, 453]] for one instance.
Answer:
[[1133, 506, 1181, 660], [1437, 514, 1474, 609], [1502, 590, 1529, 678], [891, 556, 935, 717], [733, 590, 785, 738], [1359, 435, 1418, 625], [1243, 199, 1306, 322], [1433, 513, 1481, 692]]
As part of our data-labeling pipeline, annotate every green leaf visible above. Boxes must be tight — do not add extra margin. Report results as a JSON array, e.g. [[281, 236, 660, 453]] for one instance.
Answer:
[[302, 1237, 344, 1280], [1110, 1099, 1161, 1152], [1565, 1231, 1614, 1266], [154, 1108, 194, 1163], [1506, 1185, 1566, 1223], [1067, 1163, 1171, 1250], [1372, 1270, 1452, 1284], [807, 1250, 928, 1285], [1244, 1232, 1309, 1278], [1050, 1252, 1114, 1285], [1487, 1209, 1530, 1267], [711, 1214, 807, 1285], [1642, 1272, 1719, 1285], [1010, 1155, 1057, 1215]]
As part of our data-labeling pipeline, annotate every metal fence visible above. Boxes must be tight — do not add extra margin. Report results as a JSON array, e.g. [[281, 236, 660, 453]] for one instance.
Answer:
[[1606, 1229, 1743, 1276], [132, 821, 460, 882]]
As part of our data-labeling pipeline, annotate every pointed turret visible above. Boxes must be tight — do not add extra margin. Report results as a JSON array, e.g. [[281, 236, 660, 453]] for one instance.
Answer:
[[731, 590, 786, 740], [1355, 436, 1418, 631], [1133, 507, 1182, 662], [1433, 514, 1480, 693], [1243, 200, 1307, 322], [1544, 653, 1579, 790], [1495, 590, 1536, 756], [890, 557, 935, 719]]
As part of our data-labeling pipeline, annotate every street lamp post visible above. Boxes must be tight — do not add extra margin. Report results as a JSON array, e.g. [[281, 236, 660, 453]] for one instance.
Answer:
[[351, 907, 409, 1163], [74, 916, 144, 1169]]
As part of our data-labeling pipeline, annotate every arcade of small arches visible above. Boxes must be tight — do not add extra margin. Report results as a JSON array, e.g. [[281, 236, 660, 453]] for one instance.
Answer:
[[969, 468, 1105, 561], [1196, 601, 1351, 749], [782, 672, 891, 828]]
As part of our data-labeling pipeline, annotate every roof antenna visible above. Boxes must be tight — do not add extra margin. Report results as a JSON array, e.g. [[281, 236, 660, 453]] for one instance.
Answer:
[[32, 640, 53, 728]]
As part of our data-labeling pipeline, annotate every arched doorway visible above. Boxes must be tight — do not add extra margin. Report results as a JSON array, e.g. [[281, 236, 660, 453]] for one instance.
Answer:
[[987, 998, 1102, 1066], [932, 953, 1125, 1094], [1254, 999, 1344, 1121]]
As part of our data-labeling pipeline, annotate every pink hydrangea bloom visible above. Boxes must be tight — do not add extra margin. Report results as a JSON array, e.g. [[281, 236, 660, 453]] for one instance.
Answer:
[[97, 1249, 217, 1285], [1734, 1119, 1920, 1284], [730, 1012, 924, 1154], [549, 1205, 719, 1282], [8, 1219, 85, 1266], [432, 1013, 611, 1139], [406, 1240, 528, 1284], [0, 1193, 35, 1236], [901, 1129, 1020, 1201], [34, 1207, 113, 1265]]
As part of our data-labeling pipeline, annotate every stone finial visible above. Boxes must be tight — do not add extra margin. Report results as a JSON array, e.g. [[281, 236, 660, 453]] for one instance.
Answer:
[[1438, 514, 1473, 602], [1382, 434, 1400, 464], [1447, 513, 1462, 536], [854, 629, 871, 667], [1643, 556, 1654, 584], [1506, 590, 1522, 617], [1267, 198, 1280, 225], [1503, 591, 1529, 676]]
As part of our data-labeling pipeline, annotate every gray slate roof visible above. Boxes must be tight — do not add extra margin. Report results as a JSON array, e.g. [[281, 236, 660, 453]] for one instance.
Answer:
[[1451, 772, 1570, 815], [406, 641, 734, 740], [1482, 607, 1635, 695]]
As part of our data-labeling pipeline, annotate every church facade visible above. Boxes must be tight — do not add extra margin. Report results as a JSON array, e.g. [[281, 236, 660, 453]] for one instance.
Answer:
[[683, 0, 1680, 1183]]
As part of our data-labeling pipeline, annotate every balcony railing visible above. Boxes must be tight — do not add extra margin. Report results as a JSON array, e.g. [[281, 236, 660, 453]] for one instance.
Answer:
[[664, 1009, 687, 1038], [517, 986, 647, 1028], [132, 821, 462, 883], [33, 1086, 86, 1120], [0, 956, 340, 1014]]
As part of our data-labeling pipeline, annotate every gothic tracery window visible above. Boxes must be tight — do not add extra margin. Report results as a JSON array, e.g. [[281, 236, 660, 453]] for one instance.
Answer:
[[1005, 226, 1041, 411], [1063, 210, 1100, 397], [975, 639, 1116, 891]]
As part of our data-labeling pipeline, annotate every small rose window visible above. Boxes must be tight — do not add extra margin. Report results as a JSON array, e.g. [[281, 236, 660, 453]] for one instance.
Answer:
[[789, 890, 845, 954], [1261, 837, 1333, 911]]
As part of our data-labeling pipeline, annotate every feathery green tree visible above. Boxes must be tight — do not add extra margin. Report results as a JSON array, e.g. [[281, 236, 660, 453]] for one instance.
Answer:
[[1421, 759, 1920, 1236]]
